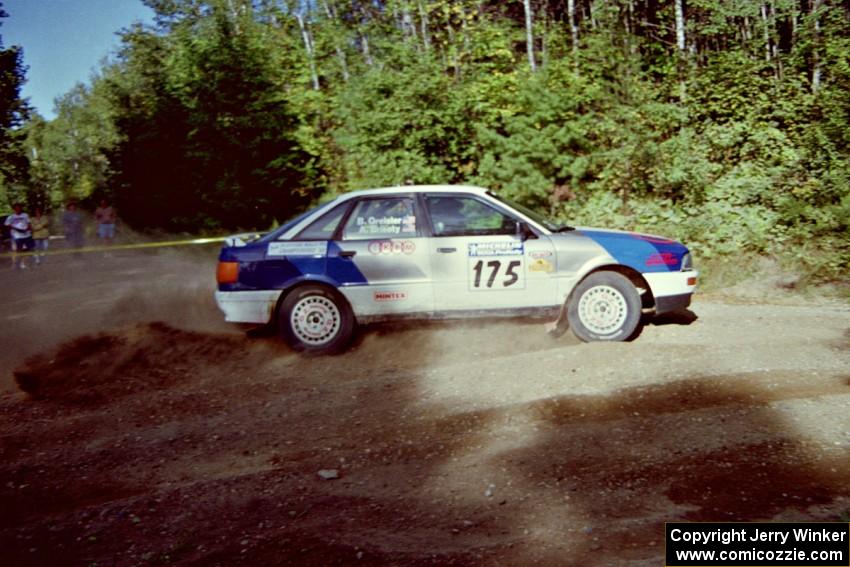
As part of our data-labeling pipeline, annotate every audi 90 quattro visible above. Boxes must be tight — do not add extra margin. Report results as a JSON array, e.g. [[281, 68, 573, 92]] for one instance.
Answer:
[[215, 185, 697, 353]]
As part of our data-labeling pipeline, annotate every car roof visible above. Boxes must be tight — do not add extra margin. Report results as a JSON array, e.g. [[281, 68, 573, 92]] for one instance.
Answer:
[[334, 185, 489, 200]]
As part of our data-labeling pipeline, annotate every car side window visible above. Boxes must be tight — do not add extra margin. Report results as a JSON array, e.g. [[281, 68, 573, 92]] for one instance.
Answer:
[[426, 196, 516, 237], [293, 203, 349, 240], [341, 197, 417, 240]]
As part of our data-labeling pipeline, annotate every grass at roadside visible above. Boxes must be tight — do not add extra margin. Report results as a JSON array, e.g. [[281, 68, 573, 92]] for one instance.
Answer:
[[695, 252, 850, 304]]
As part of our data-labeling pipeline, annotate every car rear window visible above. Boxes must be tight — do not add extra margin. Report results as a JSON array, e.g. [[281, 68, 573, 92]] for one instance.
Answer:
[[294, 202, 350, 240]]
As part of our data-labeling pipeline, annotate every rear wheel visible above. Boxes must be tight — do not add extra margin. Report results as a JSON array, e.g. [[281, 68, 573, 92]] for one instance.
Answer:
[[567, 272, 641, 342], [279, 284, 355, 354]]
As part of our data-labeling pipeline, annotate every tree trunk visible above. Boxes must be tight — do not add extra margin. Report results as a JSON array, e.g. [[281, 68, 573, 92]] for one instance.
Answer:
[[295, 14, 320, 91], [523, 0, 536, 71], [811, 0, 822, 92], [675, 0, 686, 52], [568, 0, 579, 64], [675, 0, 686, 100], [418, 0, 431, 51], [761, 4, 772, 61], [361, 33, 374, 67], [320, 0, 350, 82], [452, 3, 472, 79], [354, 2, 375, 67], [401, 4, 418, 42], [770, 2, 782, 80]]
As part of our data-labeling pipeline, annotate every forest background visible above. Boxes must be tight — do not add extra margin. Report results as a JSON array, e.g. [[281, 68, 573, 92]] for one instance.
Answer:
[[0, 0, 848, 287]]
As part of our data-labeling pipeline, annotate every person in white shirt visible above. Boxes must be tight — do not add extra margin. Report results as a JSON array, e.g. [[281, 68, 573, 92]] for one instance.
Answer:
[[5, 202, 33, 269]]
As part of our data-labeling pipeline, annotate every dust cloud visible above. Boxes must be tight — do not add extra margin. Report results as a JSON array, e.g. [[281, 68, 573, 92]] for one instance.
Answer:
[[1, 242, 567, 392], [0, 246, 234, 391]]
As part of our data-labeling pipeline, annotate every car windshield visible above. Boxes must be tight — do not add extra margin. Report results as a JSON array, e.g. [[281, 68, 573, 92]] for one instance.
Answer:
[[486, 192, 569, 232]]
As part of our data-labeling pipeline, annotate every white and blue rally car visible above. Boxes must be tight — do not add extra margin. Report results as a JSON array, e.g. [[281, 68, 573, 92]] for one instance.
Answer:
[[215, 185, 697, 353]]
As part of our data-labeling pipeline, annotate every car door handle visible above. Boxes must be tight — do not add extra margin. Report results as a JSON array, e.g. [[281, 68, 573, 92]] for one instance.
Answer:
[[437, 247, 457, 253], [338, 250, 356, 258]]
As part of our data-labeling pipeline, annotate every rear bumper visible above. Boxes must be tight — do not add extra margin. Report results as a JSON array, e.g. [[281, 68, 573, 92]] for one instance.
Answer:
[[214, 290, 281, 324], [643, 270, 698, 314]]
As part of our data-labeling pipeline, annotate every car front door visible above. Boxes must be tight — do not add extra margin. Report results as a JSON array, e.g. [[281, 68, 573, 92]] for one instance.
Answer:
[[424, 194, 558, 313]]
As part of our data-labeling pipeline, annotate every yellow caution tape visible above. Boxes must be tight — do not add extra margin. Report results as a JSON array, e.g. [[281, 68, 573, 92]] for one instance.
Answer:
[[0, 236, 227, 259]]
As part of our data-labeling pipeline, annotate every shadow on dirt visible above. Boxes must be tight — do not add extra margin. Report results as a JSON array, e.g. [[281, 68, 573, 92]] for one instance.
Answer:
[[2, 322, 848, 565], [647, 308, 699, 327], [507, 375, 850, 563]]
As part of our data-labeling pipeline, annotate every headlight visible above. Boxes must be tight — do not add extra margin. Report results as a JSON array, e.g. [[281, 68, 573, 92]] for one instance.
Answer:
[[681, 253, 693, 271]]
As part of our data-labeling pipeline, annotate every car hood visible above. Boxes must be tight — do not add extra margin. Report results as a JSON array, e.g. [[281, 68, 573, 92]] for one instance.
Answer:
[[556, 227, 689, 272]]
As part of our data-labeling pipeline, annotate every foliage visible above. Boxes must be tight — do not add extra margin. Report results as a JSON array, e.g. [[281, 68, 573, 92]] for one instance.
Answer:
[[0, 2, 30, 209], [105, 2, 321, 231], [8, 0, 850, 281]]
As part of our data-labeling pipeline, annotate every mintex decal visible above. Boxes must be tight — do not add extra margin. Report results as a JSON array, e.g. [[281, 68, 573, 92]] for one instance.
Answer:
[[528, 250, 553, 259], [367, 240, 416, 255], [374, 291, 408, 302], [468, 241, 523, 257], [268, 241, 327, 257]]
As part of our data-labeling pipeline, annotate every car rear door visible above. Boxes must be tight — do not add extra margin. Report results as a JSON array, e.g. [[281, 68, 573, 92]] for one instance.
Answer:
[[329, 194, 434, 317]]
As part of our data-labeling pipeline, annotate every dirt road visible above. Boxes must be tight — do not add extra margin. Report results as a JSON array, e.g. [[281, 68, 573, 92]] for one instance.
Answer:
[[1, 251, 849, 565]]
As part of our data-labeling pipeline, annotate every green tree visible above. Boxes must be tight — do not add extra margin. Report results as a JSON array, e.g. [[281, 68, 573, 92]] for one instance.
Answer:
[[0, 2, 30, 206], [107, 0, 321, 231]]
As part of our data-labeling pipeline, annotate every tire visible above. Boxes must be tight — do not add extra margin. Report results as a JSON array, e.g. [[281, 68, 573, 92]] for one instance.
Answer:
[[279, 284, 355, 354], [567, 271, 642, 342]]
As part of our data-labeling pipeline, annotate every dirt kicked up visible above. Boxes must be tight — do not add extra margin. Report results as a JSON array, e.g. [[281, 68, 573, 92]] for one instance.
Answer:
[[1, 250, 849, 566]]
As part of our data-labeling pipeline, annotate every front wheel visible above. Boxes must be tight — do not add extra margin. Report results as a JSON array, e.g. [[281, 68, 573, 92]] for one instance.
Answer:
[[279, 284, 355, 354], [567, 272, 642, 342]]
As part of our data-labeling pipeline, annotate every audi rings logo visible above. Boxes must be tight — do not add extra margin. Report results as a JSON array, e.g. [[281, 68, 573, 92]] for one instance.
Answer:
[[368, 240, 416, 255]]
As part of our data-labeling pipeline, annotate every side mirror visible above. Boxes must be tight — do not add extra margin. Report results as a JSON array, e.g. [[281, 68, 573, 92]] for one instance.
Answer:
[[515, 221, 536, 241]]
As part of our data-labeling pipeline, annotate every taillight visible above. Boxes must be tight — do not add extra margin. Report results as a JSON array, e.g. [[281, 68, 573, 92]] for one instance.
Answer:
[[216, 261, 239, 284]]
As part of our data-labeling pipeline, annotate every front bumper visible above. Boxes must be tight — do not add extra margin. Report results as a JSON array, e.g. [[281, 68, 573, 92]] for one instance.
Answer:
[[643, 270, 698, 315], [654, 293, 692, 314], [214, 290, 282, 324]]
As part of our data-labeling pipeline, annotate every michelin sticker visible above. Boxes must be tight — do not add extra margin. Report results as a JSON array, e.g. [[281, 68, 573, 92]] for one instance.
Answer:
[[468, 241, 524, 257], [268, 241, 327, 257]]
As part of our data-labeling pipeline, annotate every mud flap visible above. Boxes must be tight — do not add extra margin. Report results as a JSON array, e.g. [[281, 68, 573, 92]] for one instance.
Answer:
[[544, 301, 570, 337]]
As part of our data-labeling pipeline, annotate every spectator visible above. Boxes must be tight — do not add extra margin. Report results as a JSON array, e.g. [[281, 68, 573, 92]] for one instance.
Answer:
[[31, 206, 50, 265], [62, 200, 84, 251], [4, 202, 33, 270], [95, 199, 116, 243]]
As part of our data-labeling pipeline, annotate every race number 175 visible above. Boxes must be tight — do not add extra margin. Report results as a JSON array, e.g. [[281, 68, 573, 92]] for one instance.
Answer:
[[469, 259, 525, 290]]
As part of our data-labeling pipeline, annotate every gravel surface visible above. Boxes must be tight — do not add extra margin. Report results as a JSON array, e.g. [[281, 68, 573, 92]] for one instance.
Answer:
[[1, 252, 848, 565]]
